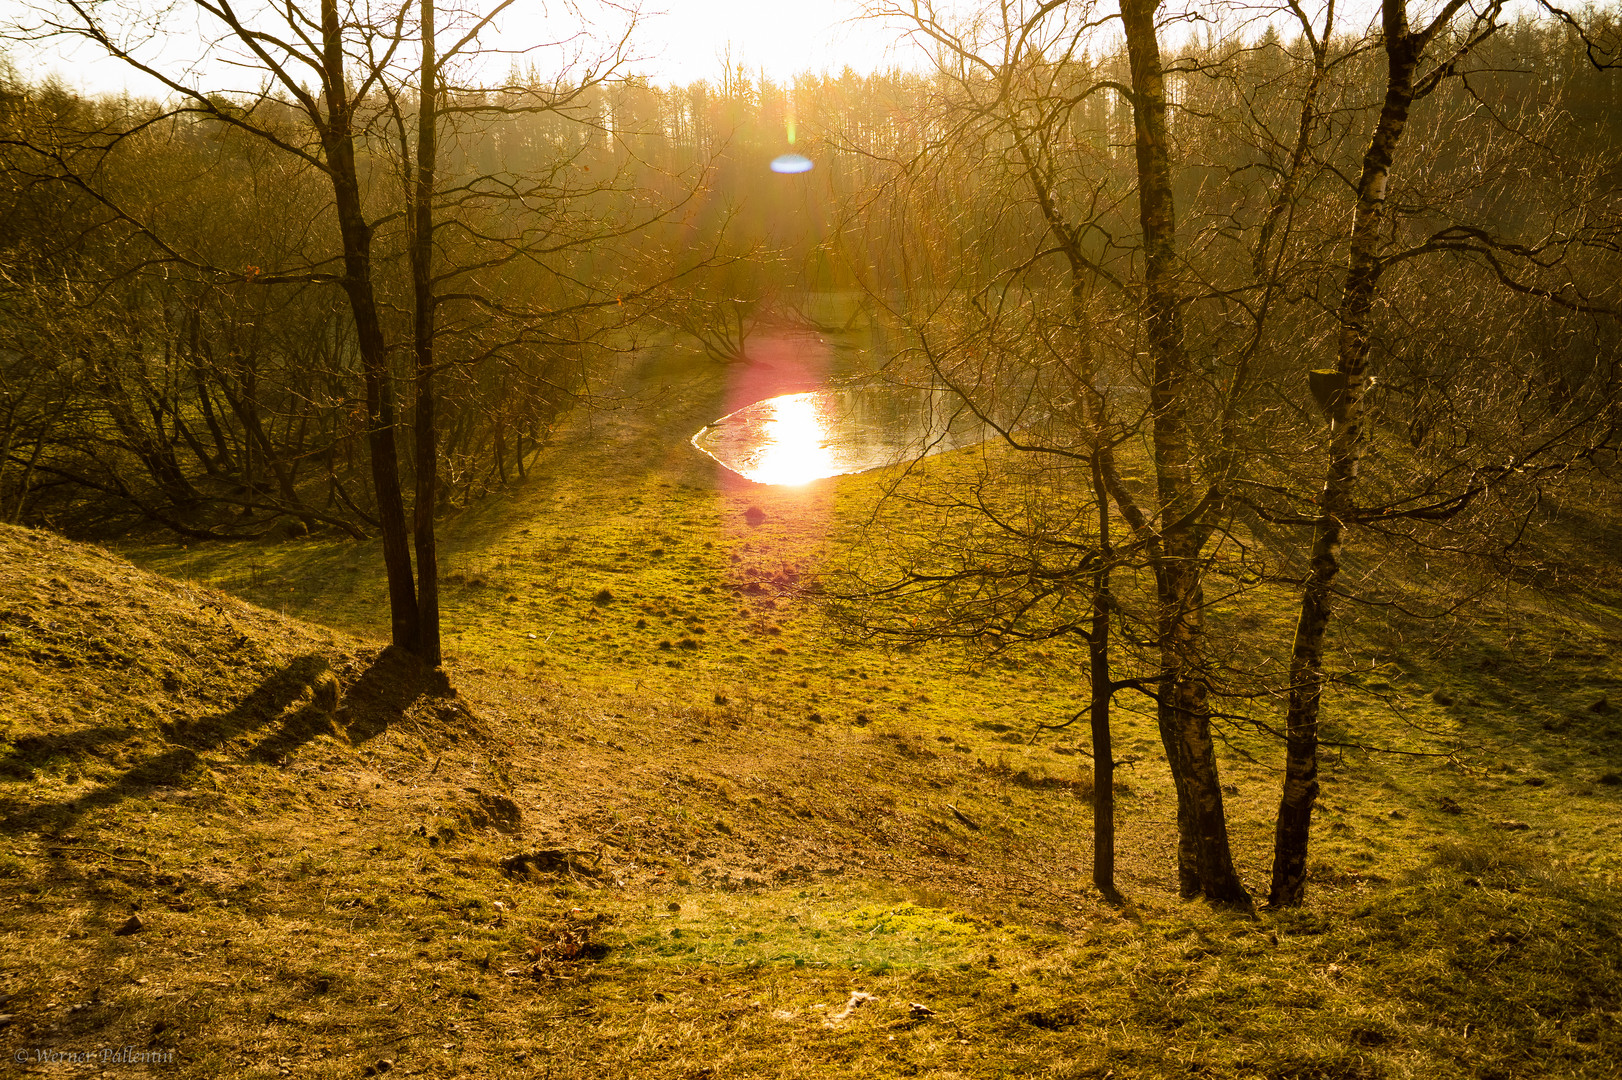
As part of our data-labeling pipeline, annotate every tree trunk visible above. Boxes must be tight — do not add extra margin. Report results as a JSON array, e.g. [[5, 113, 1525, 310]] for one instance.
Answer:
[[1089, 447, 1117, 901], [1271, 2, 1424, 908], [411, 0, 442, 666], [321, 0, 419, 652], [1068, 274, 1118, 902], [188, 316, 236, 472], [1120, 0, 1251, 908]]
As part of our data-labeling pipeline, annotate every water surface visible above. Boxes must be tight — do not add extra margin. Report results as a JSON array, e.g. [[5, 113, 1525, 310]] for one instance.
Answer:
[[692, 386, 991, 486]]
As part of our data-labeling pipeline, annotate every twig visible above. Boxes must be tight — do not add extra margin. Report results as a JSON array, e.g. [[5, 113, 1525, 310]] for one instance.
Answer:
[[46, 846, 154, 868]]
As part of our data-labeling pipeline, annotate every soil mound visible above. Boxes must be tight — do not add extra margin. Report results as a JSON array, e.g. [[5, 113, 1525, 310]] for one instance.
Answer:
[[0, 524, 467, 812]]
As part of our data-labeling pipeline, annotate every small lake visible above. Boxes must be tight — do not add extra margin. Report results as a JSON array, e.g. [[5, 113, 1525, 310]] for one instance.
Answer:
[[691, 386, 993, 486]]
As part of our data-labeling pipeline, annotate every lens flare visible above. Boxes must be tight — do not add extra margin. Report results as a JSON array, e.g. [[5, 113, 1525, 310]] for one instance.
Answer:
[[770, 153, 813, 174]]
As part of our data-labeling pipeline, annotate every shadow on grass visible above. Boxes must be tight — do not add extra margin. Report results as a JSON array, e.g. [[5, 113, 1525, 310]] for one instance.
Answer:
[[0, 725, 141, 779], [1, 646, 440, 834], [331, 644, 438, 746]]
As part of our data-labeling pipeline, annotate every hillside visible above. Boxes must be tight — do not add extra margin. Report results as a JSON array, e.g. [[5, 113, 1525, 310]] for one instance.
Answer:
[[4, 345, 1622, 1077]]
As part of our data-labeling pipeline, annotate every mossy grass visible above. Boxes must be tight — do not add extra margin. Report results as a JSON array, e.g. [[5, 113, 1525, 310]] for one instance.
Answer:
[[3, 322, 1620, 1076]]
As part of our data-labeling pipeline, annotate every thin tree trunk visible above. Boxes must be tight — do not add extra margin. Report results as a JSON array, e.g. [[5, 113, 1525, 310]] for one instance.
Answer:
[[218, 373, 319, 530], [10, 401, 66, 523], [411, 0, 442, 666], [1271, 1, 1426, 908], [1089, 446, 1117, 900], [192, 334, 241, 474], [493, 414, 509, 486], [321, 0, 419, 652]]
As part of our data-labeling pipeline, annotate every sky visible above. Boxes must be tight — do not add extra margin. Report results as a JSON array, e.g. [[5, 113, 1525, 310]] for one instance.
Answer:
[[629, 0, 911, 85], [0, 0, 1498, 100], [0, 0, 922, 96]]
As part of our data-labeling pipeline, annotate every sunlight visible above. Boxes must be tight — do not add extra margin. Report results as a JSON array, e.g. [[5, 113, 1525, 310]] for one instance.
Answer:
[[741, 393, 836, 486]]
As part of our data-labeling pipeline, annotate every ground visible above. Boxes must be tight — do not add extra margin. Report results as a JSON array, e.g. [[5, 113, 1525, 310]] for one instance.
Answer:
[[2, 329, 1620, 1078]]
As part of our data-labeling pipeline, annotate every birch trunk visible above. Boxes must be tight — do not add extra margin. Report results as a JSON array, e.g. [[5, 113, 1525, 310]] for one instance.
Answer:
[[1270, 0, 1427, 907], [1120, 0, 1249, 907]]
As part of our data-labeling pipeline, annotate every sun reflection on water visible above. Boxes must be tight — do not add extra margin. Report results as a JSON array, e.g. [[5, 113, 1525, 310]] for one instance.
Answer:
[[740, 393, 836, 485]]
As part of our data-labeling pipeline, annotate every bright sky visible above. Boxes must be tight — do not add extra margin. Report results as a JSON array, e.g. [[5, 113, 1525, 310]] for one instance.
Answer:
[[0, 0, 919, 96], [1, 0, 1506, 99], [632, 0, 909, 85]]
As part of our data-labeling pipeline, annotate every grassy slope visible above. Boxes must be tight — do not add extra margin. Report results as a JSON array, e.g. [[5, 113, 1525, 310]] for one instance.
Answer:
[[2, 332, 1621, 1079]]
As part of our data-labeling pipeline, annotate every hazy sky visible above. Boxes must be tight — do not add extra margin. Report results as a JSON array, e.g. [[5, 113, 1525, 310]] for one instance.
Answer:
[[632, 0, 910, 84], [0, 0, 921, 95], [0, 0, 1444, 98]]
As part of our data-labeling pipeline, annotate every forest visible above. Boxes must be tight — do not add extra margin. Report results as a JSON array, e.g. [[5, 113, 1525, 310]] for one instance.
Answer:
[[2, 0, 1621, 1077]]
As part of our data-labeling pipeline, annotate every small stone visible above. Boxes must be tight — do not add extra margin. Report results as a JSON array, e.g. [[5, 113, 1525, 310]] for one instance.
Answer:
[[1431, 690, 1454, 706], [1589, 696, 1613, 714], [744, 506, 766, 527], [1494, 819, 1532, 831], [112, 915, 144, 936]]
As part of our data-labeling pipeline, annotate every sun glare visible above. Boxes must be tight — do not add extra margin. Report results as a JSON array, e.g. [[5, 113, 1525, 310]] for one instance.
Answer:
[[742, 393, 836, 486]]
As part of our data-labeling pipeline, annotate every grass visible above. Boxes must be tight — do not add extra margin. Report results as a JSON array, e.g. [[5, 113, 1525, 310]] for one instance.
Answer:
[[2, 328, 1621, 1077]]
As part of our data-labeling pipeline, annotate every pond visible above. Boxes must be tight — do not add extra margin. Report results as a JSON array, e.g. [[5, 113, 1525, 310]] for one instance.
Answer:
[[691, 385, 993, 486]]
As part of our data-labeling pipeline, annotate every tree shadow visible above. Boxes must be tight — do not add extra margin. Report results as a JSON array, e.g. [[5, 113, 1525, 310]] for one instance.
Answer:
[[1, 653, 329, 834], [0, 726, 142, 779], [3, 646, 440, 834], [253, 644, 432, 758], [164, 654, 333, 750]]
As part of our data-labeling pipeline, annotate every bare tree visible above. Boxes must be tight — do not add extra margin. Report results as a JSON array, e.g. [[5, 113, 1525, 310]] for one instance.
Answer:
[[8, 0, 674, 664], [862, 0, 1331, 906], [1267, 0, 1622, 907]]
